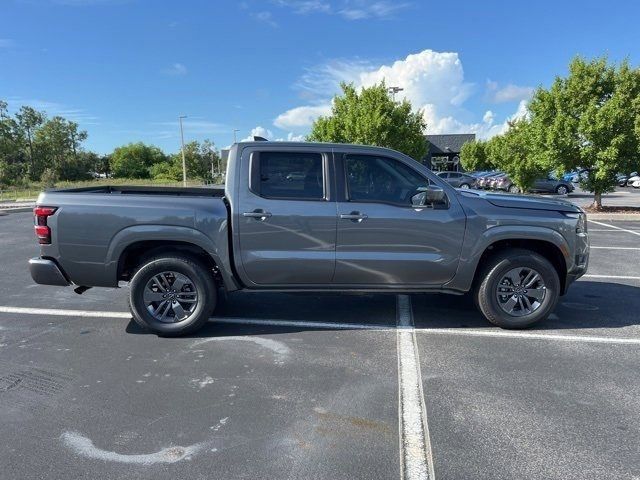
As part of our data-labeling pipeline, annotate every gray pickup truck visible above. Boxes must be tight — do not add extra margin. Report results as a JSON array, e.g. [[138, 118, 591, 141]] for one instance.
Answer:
[[29, 141, 589, 336]]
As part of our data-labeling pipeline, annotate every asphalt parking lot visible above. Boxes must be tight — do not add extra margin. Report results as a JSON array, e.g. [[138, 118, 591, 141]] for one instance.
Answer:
[[0, 211, 639, 479]]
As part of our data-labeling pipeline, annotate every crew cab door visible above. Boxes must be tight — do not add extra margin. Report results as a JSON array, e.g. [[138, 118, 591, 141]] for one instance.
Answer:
[[333, 153, 466, 286], [236, 147, 337, 285]]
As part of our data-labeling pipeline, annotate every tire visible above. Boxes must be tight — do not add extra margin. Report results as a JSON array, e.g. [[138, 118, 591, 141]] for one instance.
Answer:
[[556, 185, 568, 195], [474, 248, 560, 329], [459, 183, 470, 189], [508, 185, 520, 194], [128, 254, 217, 336]]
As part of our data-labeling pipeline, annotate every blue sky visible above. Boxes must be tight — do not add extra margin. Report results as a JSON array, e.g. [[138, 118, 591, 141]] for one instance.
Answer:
[[2, 0, 639, 154]]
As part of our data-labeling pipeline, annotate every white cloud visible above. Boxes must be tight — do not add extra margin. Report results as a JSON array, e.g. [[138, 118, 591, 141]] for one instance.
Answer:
[[241, 126, 274, 141], [273, 0, 331, 14], [274, 49, 527, 140], [486, 80, 534, 103], [271, 0, 409, 20], [338, 1, 410, 20], [6, 97, 99, 125], [273, 104, 331, 129], [163, 63, 187, 76], [251, 11, 278, 27]]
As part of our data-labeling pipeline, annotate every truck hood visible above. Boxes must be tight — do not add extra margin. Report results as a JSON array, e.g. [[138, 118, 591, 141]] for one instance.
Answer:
[[459, 190, 582, 213]]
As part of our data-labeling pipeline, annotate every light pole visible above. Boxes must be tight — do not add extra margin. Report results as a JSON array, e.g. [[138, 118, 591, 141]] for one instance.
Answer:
[[233, 129, 240, 144], [388, 86, 404, 101], [179, 115, 187, 187]]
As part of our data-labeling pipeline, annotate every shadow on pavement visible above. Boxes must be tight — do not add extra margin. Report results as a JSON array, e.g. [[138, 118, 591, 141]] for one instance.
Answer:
[[412, 281, 640, 331], [125, 280, 640, 337]]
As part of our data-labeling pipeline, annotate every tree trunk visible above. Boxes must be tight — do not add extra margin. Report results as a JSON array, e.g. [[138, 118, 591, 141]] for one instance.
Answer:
[[592, 191, 602, 209]]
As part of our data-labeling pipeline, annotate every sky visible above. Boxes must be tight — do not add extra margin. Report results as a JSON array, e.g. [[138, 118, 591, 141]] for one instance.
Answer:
[[1, 0, 639, 154]]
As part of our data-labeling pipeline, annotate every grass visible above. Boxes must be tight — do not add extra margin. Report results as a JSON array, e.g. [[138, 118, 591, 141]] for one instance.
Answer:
[[0, 177, 218, 202]]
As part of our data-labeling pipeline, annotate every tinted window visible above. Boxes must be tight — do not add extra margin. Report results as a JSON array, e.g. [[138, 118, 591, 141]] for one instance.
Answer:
[[345, 154, 428, 205], [259, 152, 324, 199], [449, 172, 461, 178]]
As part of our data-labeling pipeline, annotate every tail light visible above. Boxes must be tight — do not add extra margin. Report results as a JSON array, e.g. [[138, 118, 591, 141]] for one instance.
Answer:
[[34, 206, 57, 244]]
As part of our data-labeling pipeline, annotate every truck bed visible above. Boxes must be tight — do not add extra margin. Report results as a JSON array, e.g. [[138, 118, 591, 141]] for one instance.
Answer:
[[49, 184, 225, 197]]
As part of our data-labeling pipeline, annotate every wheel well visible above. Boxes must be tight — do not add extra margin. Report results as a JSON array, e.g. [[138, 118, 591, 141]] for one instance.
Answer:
[[117, 241, 221, 285], [473, 239, 568, 294]]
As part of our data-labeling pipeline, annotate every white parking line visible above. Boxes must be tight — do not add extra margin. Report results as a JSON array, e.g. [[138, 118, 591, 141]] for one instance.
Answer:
[[0, 306, 131, 318], [2, 305, 639, 347], [588, 220, 640, 236], [590, 246, 640, 250], [396, 295, 435, 480], [415, 328, 640, 345], [584, 274, 640, 280], [0, 306, 388, 330]]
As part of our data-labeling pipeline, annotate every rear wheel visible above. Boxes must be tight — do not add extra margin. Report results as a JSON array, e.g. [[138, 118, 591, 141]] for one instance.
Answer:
[[128, 255, 217, 336], [475, 249, 560, 328], [459, 183, 471, 189], [508, 185, 520, 194]]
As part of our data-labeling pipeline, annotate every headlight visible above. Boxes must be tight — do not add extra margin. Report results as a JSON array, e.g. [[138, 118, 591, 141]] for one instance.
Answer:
[[565, 212, 587, 234]]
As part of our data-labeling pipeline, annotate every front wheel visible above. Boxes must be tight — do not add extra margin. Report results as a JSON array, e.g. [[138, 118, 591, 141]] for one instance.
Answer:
[[475, 249, 560, 329], [128, 255, 217, 336], [508, 185, 520, 194], [556, 185, 569, 195], [459, 183, 471, 189]]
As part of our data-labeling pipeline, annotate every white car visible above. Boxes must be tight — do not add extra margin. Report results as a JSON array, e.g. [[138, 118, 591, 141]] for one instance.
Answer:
[[632, 179, 640, 188], [627, 172, 640, 187]]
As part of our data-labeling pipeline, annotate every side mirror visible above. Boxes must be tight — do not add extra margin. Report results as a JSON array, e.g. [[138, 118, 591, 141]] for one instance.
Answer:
[[411, 185, 446, 206], [426, 185, 445, 204]]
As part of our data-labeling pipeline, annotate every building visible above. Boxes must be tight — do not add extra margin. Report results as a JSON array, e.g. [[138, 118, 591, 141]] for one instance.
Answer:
[[423, 134, 476, 172]]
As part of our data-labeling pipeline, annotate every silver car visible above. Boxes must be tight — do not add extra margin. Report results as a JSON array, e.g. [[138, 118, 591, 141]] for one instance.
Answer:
[[436, 171, 477, 189]]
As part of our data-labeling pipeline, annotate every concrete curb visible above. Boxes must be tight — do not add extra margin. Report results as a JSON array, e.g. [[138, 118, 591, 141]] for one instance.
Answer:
[[0, 206, 34, 214], [586, 213, 640, 221]]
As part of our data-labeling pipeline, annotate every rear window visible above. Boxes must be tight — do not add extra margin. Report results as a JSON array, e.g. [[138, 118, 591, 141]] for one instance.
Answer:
[[257, 151, 324, 200]]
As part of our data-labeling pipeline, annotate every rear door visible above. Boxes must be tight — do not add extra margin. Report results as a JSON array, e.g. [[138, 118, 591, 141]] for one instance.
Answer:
[[236, 147, 337, 286], [333, 153, 466, 286]]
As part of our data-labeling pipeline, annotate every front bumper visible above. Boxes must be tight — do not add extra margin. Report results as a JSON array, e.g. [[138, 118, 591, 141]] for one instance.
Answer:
[[29, 257, 70, 286]]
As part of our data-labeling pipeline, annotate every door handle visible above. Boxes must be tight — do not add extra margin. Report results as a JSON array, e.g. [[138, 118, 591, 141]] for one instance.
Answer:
[[243, 210, 272, 220], [339, 212, 368, 222]]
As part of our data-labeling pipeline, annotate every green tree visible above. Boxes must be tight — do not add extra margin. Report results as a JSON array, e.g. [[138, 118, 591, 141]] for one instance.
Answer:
[[150, 140, 221, 182], [492, 120, 548, 191], [528, 56, 640, 207], [34, 116, 88, 181], [460, 140, 493, 171], [15, 106, 45, 180], [308, 82, 428, 160], [111, 142, 167, 178]]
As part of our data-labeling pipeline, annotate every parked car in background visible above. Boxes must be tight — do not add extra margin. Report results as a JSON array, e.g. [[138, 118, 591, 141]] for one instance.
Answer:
[[435, 171, 477, 189], [478, 172, 503, 189], [633, 179, 640, 189], [616, 173, 629, 187], [569, 169, 589, 183], [626, 172, 640, 187], [488, 173, 508, 190], [493, 175, 520, 193], [491, 174, 573, 195], [530, 175, 574, 195]]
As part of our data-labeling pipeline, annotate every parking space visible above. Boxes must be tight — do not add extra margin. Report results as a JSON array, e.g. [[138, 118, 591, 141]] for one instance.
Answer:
[[1, 212, 639, 479]]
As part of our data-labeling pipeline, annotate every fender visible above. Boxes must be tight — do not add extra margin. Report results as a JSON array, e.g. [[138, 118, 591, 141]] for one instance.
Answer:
[[104, 224, 238, 290], [445, 224, 570, 292]]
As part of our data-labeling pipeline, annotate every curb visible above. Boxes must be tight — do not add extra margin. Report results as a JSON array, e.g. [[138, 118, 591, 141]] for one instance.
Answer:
[[586, 213, 640, 221], [0, 206, 34, 214]]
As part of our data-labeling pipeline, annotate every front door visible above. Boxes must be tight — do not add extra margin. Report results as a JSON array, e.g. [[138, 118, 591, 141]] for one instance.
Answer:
[[334, 153, 466, 286], [237, 149, 337, 285]]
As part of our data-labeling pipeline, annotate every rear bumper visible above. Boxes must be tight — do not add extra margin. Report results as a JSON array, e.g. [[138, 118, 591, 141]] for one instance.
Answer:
[[29, 257, 70, 286]]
